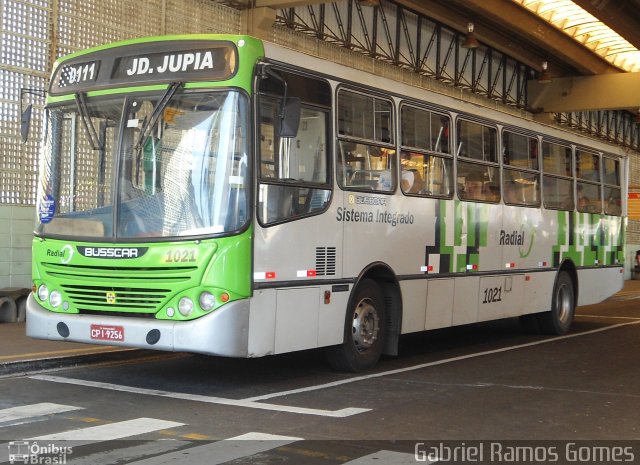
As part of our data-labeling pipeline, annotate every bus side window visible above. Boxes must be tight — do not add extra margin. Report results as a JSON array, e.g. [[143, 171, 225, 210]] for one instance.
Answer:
[[256, 70, 332, 225], [337, 89, 396, 193]]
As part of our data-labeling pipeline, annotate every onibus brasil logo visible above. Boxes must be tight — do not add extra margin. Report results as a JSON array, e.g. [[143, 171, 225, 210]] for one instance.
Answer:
[[8, 441, 72, 464]]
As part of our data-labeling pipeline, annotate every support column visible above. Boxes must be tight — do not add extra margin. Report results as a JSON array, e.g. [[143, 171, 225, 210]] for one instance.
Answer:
[[528, 73, 640, 113], [241, 7, 277, 40]]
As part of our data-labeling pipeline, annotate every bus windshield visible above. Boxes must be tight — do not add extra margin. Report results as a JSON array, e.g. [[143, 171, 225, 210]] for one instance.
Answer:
[[37, 90, 250, 239]]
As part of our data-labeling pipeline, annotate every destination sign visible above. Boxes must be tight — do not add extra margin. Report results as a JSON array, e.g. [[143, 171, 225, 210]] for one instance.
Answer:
[[49, 41, 236, 95], [111, 47, 233, 81]]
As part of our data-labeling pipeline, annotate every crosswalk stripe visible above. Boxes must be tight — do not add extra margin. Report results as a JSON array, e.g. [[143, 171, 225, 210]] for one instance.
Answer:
[[0, 403, 83, 424], [29, 418, 184, 441], [343, 450, 433, 464], [125, 432, 303, 465], [30, 375, 369, 417]]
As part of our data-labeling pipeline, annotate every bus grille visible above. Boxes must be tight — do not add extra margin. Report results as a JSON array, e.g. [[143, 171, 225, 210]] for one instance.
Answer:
[[315, 247, 336, 276], [40, 262, 197, 315], [61, 284, 169, 313]]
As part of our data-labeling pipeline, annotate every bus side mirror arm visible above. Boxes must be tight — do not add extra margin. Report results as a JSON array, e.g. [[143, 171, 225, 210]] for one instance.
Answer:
[[19, 88, 47, 143], [260, 67, 300, 138]]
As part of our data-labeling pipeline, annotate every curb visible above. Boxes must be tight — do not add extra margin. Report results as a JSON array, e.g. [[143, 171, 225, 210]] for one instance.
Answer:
[[0, 349, 154, 377]]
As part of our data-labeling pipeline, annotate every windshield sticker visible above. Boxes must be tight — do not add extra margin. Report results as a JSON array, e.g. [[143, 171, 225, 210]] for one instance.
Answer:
[[39, 194, 56, 224], [127, 118, 139, 128]]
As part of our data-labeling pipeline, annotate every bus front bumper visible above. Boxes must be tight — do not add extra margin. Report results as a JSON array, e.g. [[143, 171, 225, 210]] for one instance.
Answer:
[[26, 293, 250, 357]]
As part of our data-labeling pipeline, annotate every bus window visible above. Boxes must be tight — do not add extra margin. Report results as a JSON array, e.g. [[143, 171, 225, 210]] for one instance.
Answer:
[[576, 149, 601, 213], [502, 130, 538, 170], [337, 89, 396, 192], [542, 141, 571, 176], [257, 73, 331, 226], [502, 130, 540, 207], [604, 156, 622, 216], [576, 150, 600, 182], [400, 151, 453, 197], [504, 169, 539, 206], [401, 105, 450, 154], [603, 157, 621, 186], [339, 142, 395, 191], [258, 99, 330, 224], [457, 161, 500, 203], [542, 141, 573, 211], [456, 119, 497, 162], [605, 186, 622, 216]]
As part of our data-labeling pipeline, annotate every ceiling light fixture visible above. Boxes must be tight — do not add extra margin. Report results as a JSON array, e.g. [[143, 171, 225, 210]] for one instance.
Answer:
[[538, 61, 552, 84], [461, 22, 480, 49]]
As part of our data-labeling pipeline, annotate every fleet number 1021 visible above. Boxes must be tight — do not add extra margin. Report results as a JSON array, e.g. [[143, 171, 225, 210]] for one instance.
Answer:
[[482, 286, 502, 304]]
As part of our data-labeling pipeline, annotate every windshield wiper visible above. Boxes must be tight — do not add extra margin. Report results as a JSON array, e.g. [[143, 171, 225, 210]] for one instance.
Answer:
[[134, 81, 184, 151], [74, 92, 103, 151]]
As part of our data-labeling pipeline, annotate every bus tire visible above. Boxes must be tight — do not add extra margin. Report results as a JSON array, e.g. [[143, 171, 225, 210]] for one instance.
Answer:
[[537, 271, 575, 335], [326, 279, 386, 372]]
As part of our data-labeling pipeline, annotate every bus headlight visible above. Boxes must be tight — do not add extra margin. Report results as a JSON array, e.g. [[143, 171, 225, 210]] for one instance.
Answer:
[[199, 292, 215, 311], [49, 290, 62, 308], [178, 297, 194, 316], [37, 284, 49, 301]]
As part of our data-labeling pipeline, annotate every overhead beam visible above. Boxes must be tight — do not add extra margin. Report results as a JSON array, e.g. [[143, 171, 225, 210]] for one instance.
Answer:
[[255, 0, 331, 7], [402, 0, 619, 76], [528, 72, 640, 113]]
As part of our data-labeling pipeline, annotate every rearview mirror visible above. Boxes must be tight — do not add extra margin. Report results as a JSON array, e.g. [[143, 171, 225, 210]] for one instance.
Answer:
[[279, 97, 301, 138], [20, 104, 33, 143]]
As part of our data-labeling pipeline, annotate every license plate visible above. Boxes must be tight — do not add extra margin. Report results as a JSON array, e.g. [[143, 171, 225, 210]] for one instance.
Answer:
[[90, 324, 124, 341]]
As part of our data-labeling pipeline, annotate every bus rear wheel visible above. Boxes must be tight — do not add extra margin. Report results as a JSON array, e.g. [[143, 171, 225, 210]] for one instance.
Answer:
[[537, 271, 575, 335], [326, 279, 386, 372]]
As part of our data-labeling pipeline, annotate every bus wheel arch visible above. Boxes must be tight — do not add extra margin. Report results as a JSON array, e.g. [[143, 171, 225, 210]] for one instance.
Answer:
[[326, 263, 402, 371], [558, 259, 578, 305]]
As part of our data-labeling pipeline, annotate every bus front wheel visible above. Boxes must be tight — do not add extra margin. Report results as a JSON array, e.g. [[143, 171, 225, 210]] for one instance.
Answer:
[[537, 271, 575, 335], [326, 279, 386, 372]]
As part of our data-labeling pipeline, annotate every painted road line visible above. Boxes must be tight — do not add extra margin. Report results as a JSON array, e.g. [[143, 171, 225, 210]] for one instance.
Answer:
[[343, 450, 434, 464], [29, 418, 184, 441], [243, 320, 640, 402], [28, 375, 370, 418], [576, 314, 640, 320], [0, 403, 83, 424], [126, 432, 302, 465]]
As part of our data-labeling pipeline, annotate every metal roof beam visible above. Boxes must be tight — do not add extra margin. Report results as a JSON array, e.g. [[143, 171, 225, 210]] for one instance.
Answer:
[[528, 72, 640, 113], [255, 0, 331, 7], [400, 0, 619, 76]]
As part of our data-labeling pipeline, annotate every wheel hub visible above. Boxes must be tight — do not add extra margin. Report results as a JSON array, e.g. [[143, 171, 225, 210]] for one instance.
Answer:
[[351, 298, 380, 352], [556, 282, 572, 324]]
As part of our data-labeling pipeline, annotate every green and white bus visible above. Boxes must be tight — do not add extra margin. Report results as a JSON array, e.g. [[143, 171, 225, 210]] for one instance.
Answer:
[[26, 34, 625, 371]]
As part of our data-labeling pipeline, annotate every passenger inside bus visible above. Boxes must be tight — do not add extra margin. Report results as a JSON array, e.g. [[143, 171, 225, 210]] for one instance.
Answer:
[[504, 180, 521, 204], [463, 171, 485, 201], [577, 185, 589, 211], [401, 168, 425, 194]]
